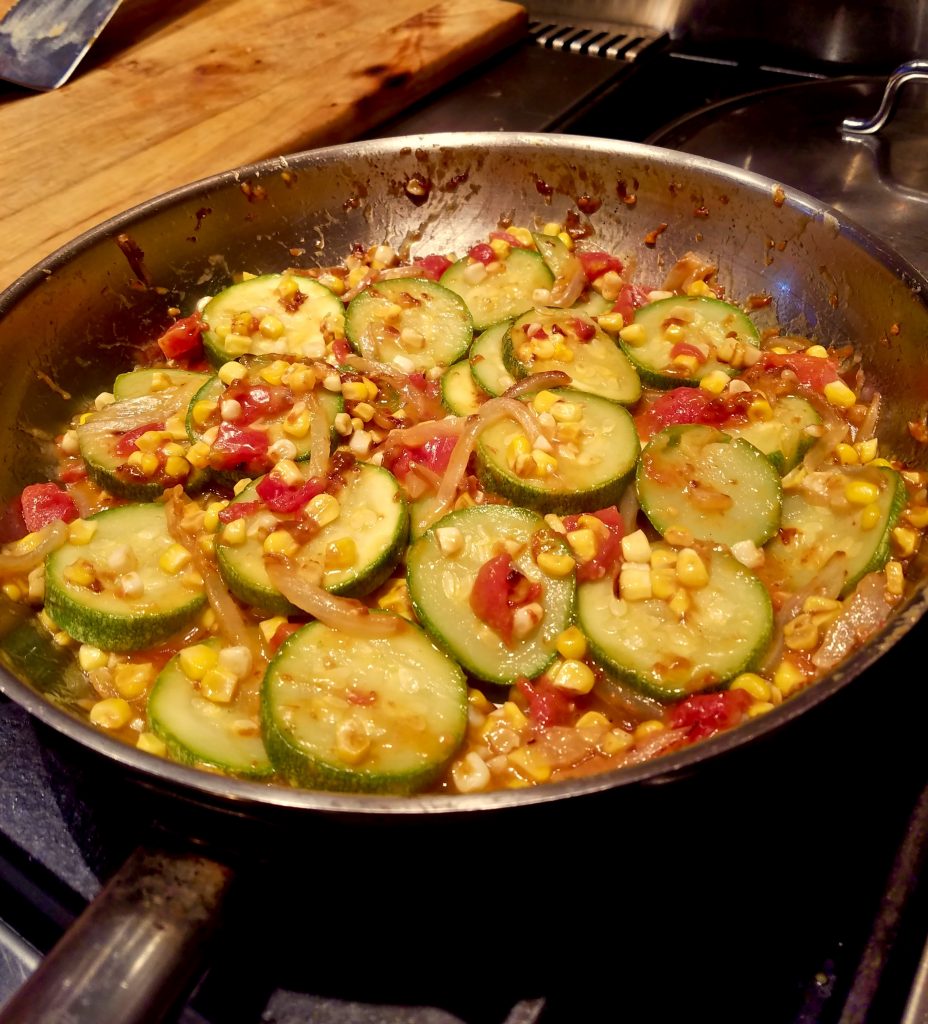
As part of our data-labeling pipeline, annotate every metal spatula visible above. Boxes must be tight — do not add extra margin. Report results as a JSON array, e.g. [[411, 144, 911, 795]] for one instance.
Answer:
[[0, 0, 123, 91]]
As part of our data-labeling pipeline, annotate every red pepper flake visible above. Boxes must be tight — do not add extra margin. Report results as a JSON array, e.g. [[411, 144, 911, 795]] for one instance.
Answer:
[[269, 621, 302, 650]]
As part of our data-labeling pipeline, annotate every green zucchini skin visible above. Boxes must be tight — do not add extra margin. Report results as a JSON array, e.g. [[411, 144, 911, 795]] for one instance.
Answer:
[[45, 503, 206, 652], [406, 504, 575, 686], [579, 544, 774, 700], [441, 359, 488, 416], [725, 395, 822, 474], [637, 423, 783, 548], [621, 295, 761, 389], [475, 388, 640, 515], [469, 320, 516, 397], [261, 617, 467, 795], [440, 248, 553, 331], [149, 638, 272, 779]]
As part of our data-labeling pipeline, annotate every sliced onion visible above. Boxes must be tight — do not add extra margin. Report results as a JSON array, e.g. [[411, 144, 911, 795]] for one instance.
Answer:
[[502, 371, 571, 400], [78, 384, 197, 439], [341, 269, 377, 303], [547, 259, 587, 308], [265, 556, 403, 637], [618, 482, 640, 534], [377, 417, 464, 459], [812, 572, 893, 671], [618, 726, 690, 767], [661, 252, 717, 292], [856, 391, 882, 443], [599, 674, 667, 722], [343, 354, 406, 381], [0, 520, 68, 578], [305, 391, 330, 478]]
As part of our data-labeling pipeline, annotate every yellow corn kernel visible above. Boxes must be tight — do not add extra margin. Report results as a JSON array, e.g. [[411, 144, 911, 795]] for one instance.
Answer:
[[164, 455, 192, 479], [804, 344, 829, 359], [634, 719, 666, 741], [305, 493, 340, 527], [835, 443, 859, 465], [551, 342, 575, 362], [468, 688, 493, 715], [186, 442, 211, 469], [64, 561, 96, 587], [676, 548, 709, 588], [650, 567, 677, 600], [191, 400, 218, 427], [650, 548, 678, 570], [542, 222, 562, 236], [318, 272, 346, 296], [137, 732, 167, 756], [114, 662, 155, 699], [859, 503, 882, 530], [885, 560, 904, 596], [53, 630, 74, 648], [353, 402, 375, 423], [619, 563, 652, 601], [259, 616, 287, 644], [577, 514, 607, 537], [218, 360, 248, 385], [892, 527, 919, 558], [223, 333, 253, 357], [263, 530, 299, 557], [664, 526, 695, 548], [748, 398, 774, 423], [78, 644, 108, 671], [536, 550, 575, 577], [346, 266, 368, 289], [68, 519, 97, 545], [856, 438, 879, 463], [163, 442, 187, 459], [673, 353, 700, 375], [823, 379, 856, 408], [89, 698, 132, 730], [532, 390, 560, 414], [198, 534, 215, 556], [596, 312, 625, 334], [619, 323, 646, 345], [198, 607, 217, 631], [285, 364, 314, 393], [576, 710, 610, 731], [159, 543, 192, 575], [179, 644, 219, 681], [202, 500, 229, 532], [668, 587, 691, 617], [501, 701, 529, 731], [489, 238, 511, 260], [2, 582, 22, 601], [551, 659, 595, 695], [341, 380, 368, 402], [221, 517, 247, 546], [261, 360, 291, 386], [698, 369, 729, 395], [148, 370, 172, 392], [773, 659, 805, 697], [746, 701, 775, 719], [566, 528, 597, 562], [845, 479, 879, 506], [663, 323, 684, 343], [551, 401, 582, 425], [200, 666, 239, 704], [783, 613, 819, 651], [508, 745, 551, 783], [905, 506, 928, 529], [621, 529, 651, 564], [600, 728, 635, 755], [531, 450, 558, 476], [730, 672, 772, 702], [135, 429, 169, 452], [685, 280, 715, 297], [280, 407, 309, 439], [504, 226, 531, 247], [544, 513, 567, 535], [557, 232, 574, 250], [259, 314, 284, 339], [324, 537, 357, 569], [802, 595, 842, 615]]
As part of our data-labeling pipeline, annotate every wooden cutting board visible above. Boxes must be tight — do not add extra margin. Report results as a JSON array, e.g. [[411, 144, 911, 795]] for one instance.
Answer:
[[0, 0, 526, 289]]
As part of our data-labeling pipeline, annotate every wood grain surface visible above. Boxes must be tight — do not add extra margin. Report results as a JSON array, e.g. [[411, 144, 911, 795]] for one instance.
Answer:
[[0, 0, 526, 288]]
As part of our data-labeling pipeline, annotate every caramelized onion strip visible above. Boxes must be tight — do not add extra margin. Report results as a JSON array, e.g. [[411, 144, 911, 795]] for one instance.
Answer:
[[305, 391, 330, 478], [502, 371, 572, 400], [0, 520, 68, 578]]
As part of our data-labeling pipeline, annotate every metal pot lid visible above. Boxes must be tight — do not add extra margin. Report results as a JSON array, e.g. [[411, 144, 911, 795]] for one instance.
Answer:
[[647, 70, 928, 272]]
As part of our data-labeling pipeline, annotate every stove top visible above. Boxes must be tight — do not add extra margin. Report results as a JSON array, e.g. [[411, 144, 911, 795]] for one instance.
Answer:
[[2, 19, 927, 1024]]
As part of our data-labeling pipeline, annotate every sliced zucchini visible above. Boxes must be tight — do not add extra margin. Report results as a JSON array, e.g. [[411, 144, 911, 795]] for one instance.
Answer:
[[579, 543, 773, 701], [469, 320, 515, 397], [201, 273, 346, 365], [217, 462, 408, 613], [502, 307, 641, 405], [406, 504, 575, 685], [345, 277, 472, 373], [726, 395, 822, 474], [148, 638, 272, 779], [621, 295, 761, 388], [475, 388, 640, 515], [44, 503, 206, 652], [441, 360, 487, 416], [530, 232, 611, 316], [78, 372, 210, 500], [637, 424, 783, 548], [762, 464, 905, 598], [261, 618, 467, 794], [440, 248, 553, 331]]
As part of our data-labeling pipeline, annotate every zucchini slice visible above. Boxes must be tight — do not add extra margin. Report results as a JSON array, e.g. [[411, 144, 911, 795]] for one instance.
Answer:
[[440, 248, 553, 331], [406, 505, 575, 685], [469, 320, 516, 397], [502, 307, 641, 405], [475, 388, 640, 515], [637, 424, 783, 548], [530, 232, 612, 316], [345, 277, 472, 373], [45, 503, 206, 652], [201, 273, 346, 365], [262, 618, 467, 794], [148, 638, 272, 779], [621, 295, 761, 388], [725, 395, 822, 474], [441, 359, 488, 416], [762, 465, 905, 598], [579, 544, 774, 700], [217, 462, 408, 613], [78, 371, 209, 500]]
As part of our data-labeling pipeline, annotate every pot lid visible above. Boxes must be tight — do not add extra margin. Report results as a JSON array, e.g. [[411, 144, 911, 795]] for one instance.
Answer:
[[647, 71, 928, 273]]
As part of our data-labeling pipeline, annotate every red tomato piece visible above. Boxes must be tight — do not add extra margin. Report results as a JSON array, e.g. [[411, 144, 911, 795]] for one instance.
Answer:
[[469, 553, 543, 646], [758, 352, 839, 393], [20, 483, 78, 532], [611, 283, 651, 323], [114, 422, 164, 457], [468, 243, 497, 265], [269, 621, 302, 650], [570, 318, 596, 342], [385, 433, 459, 483], [332, 338, 352, 363], [577, 250, 624, 282], [489, 230, 531, 249], [635, 387, 732, 440], [562, 506, 624, 583], [515, 677, 573, 728], [156, 313, 204, 361], [412, 254, 453, 281], [218, 500, 263, 524], [209, 423, 269, 469], [669, 689, 752, 743], [226, 383, 292, 425], [256, 474, 327, 514]]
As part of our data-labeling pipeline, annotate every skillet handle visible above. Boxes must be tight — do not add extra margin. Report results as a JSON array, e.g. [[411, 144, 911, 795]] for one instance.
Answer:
[[0, 845, 234, 1024]]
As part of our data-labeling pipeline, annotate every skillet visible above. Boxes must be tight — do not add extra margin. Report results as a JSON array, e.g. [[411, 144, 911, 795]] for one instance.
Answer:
[[1, 132, 928, 1021]]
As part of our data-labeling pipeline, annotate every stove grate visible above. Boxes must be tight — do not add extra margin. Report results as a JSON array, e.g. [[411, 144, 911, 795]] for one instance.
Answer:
[[527, 19, 665, 61]]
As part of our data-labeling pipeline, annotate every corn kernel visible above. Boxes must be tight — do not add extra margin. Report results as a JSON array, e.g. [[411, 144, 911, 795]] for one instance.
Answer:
[[508, 745, 551, 783], [201, 666, 239, 704], [531, 450, 558, 476], [435, 527, 464, 557], [341, 380, 368, 402], [224, 333, 253, 357], [673, 354, 700, 375], [730, 672, 771, 702], [905, 506, 928, 529], [221, 518, 247, 545], [89, 698, 132, 730], [531, 390, 560, 414], [859, 503, 882, 530], [282, 408, 311, 438], [685, 280, 715, 297], [271, 459, 303, 489], [542, 222, 562, 236], [664, 525, 695, 548], [68, 519, 97, 545], [856, 438, 879, 463], [191, 400, 218, 427], [846, 479, 879, 506], [566, 528, 597, 562], [634, 720, 666, 740], [349, 430, 372, 456], [554, 625, 587, 661], [64, 561, 96, 587], [823, 379, 856, 408], [178, 644, 219, 682], [835, 443, 859, 465], [501, 701, 529, 731], [619, 323, 646, 345], [259, 616, 287, 644], [114, 662, 155, 699], [885, 560, 904, 596], [2, 583, 22, 602], [159, 543, 192, 575], [259, 315, 285, 339], [621, 529, 651, 564], [892, 527, 919, 558], [783, 613, 819, 651], [620, 563, 652, 601], [218, 645, 253, 681], [773, 659, 806, 697], [576, 711, 610, 731], [353, 402, 375, 423], [137, 732, 167, 756], [452, 751, 492, 793], [668, 587, 691, 616], [186, 442, 211, 469], [551, 658, 595, 694], [264, 530, 299, 557], [536, 550, 575, 577], [747, 398, 774, 423], [468, 687, 493, 715], [596, 312, 625, 334], [676, 548, 709, 588], [600, 729, 635, 755], [730, 539, 764, 570], [805, 344, 829, 358], [324, 537, 357, 569], [233, 477, 252, 495], [218, 361, 248, 385], [78, 644, 108, 671], [305, 493, 340, 527], [746, 701, 775, 719]]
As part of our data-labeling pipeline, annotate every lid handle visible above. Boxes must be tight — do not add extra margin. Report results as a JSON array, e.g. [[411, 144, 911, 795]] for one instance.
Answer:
[[843, 59, 928, 135]]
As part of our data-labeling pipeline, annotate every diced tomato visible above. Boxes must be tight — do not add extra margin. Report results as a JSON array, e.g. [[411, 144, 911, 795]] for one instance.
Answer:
[[489, 230, 531, 249], [269, 621, 302, 651], [384, 433, 459, 483], [218, 500, 262, 524], [332, 338, 352, 363], [469, 553, 543, 646], [515, 677, 573, 728], [562, 506, 624, 583], [611, 283, 652, 323], [256, 474, 327, 514], [669, 341, 708, 364], [468, 243, 497, 265], [635, 387, 733, 440], [114, 422, 164, 456], [577, 250, 624, 282], [570, 317, 596, 341], [226, 383, 292, 425], [209, 423, 269, 469], [20, 483, 78, 532], [669, 689, 752, 743], [156, 313, 204, 361], [757, 351, 839, 393], [58, 464, 88, 484], [412, 254, 453, 281]]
